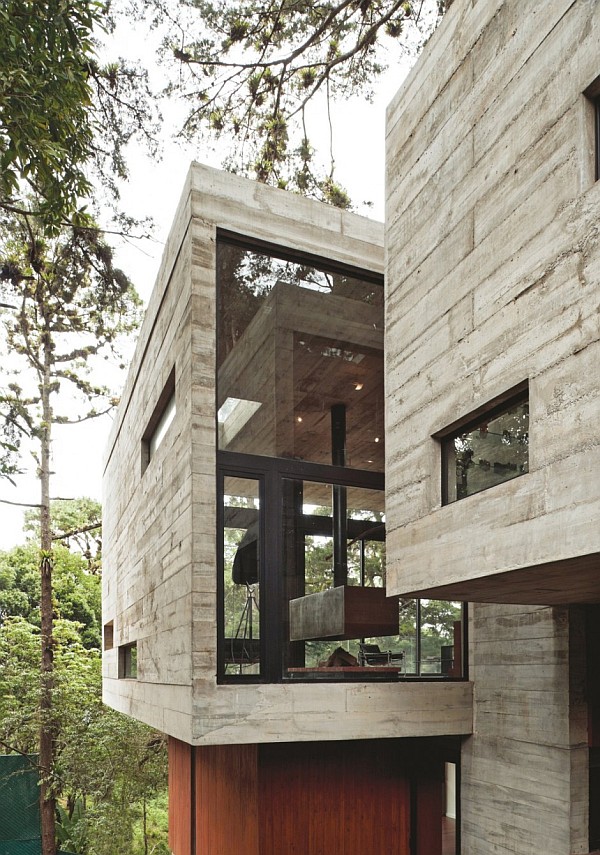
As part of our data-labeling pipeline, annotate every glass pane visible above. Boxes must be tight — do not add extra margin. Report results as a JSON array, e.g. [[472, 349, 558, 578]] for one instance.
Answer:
[[444, 397, 529, 502], [419, 600, 463, 676], [397, 599, 418, 674], [217, 241, 384, 470], [283, 479, 392, 676], [222, 477, 260, 676]]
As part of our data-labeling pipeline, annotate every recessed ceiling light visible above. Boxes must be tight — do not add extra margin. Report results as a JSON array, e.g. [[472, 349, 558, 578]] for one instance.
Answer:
[[354, 382, 364, 391]]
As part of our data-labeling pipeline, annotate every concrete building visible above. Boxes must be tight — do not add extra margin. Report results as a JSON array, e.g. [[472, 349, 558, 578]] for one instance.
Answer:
[[103, 1, 600, 853]]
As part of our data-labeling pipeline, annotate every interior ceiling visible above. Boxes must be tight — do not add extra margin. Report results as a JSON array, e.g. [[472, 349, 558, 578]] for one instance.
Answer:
[[397, 552, 600, 605], [292, 334, 384, 471]]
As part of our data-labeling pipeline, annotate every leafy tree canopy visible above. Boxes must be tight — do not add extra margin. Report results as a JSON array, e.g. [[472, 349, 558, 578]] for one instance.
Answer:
[[0, 614, 168, 855], [140, 0, 448, 205], [0, 1, 157, 233], [0, 539, 101, 648], [0, 0, 99, 227]]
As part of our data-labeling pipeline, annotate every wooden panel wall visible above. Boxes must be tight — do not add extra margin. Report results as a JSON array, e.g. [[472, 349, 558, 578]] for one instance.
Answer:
[[195, 744, 259, 855], [169, 738, 192, 855], [170, 738, 448, 855], [259, 740, 411, 855]]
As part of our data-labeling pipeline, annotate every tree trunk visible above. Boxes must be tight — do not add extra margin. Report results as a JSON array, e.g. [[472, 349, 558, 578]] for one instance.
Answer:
[[39, 339, 56, 855]]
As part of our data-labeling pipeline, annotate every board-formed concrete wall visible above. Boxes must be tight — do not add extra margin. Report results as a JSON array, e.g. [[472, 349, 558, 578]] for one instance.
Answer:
[[385, 1, 598, 852], [103, 163, 473, 746], [385, 0, 600, 598]]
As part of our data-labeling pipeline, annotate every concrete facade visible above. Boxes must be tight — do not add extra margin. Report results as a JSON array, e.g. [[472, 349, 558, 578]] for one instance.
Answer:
[[102, 164, 472, 747], [385, 0, 600, 603], [103, 0, 599, 852], [385, 1, 599, 853]]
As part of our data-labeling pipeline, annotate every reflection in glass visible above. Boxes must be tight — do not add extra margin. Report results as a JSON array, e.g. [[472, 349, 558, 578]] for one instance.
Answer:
[[217, 240, 384, 470], [444, 396, 529, 503], [222, 477, 260, 676], [396, 600, 463, 676], [419, 600, 463, 676], [283, 479, 388, 671]]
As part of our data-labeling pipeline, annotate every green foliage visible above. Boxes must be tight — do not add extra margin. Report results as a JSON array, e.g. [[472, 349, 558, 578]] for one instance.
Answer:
[[25, 498, 103, 575], [0, 0, 99, 229], [137, 0, 448, 204], [0, 1, 157, 231], [0, 540, 101, 647], [0, 211, 141, 465], [0, 610, 169, 855]]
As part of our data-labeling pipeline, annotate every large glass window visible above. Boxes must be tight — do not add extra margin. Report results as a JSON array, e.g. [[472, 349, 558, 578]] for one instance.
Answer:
[[217, 236, 384, 470], [216, 235, 466, 683]]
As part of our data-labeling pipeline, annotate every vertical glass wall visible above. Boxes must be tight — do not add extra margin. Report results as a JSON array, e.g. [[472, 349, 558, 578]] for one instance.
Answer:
[[216, 235, 467, 682], [397, 600, 464, 676], [221, 476, 261, 676], [217, 238, 384, 470]]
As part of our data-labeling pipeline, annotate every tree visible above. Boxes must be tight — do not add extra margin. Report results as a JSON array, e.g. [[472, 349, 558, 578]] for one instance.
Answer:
[[25, 498, 103, 576], [0, 539, 101, 648], [0, 211, 140, 855], [0, 0, 156, 232], [0, 614, 169, 855], [139, 0, 448, 204], [0, 0, 100, 228]]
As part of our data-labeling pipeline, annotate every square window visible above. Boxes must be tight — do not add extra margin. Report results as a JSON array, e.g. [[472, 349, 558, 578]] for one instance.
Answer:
[[437, 384, 529, 504], [118, 643, 138, 679]]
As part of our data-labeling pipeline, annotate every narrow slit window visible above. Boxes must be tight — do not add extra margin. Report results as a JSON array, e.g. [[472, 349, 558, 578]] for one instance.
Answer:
[[141, 368, 176, 472], [103, 621, 114, 650]]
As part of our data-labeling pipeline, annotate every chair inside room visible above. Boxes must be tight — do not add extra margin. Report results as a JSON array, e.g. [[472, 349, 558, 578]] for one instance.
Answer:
[[358, 643, 403, 668]]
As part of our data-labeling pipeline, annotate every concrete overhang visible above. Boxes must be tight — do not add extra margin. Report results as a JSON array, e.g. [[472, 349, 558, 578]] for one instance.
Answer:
[[396, 552, 600, 605]]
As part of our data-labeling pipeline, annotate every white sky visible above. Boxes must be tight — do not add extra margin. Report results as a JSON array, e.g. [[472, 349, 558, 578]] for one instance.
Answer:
[[0, 16, 417, 551]]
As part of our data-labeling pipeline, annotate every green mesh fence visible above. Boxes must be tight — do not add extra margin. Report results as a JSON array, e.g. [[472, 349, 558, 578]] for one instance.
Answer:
[[0, 754, 41, 855], [0, 755, 76, 855]]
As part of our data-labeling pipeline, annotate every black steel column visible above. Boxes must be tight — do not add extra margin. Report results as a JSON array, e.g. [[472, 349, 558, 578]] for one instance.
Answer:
[[331, 403, 348, 587]]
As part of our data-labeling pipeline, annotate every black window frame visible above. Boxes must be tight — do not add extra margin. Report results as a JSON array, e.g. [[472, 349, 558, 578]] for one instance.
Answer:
[[217, 451, 385, 684], [435, 381, 529, 506], [215, 233, 468, 685]]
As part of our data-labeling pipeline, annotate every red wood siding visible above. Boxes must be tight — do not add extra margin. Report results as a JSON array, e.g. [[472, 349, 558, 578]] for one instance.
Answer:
[[168, 738, 447, 855], [258, 740, 411, 855], [195, 743, 259, 855], [168, 737, 192, 855]]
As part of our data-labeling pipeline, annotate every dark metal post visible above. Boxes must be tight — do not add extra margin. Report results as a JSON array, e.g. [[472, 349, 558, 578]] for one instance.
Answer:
[[331, 404, 348, 587]]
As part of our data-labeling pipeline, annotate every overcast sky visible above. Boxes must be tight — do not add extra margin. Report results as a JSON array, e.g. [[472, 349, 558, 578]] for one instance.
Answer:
[[0, 16, 416, 551]]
